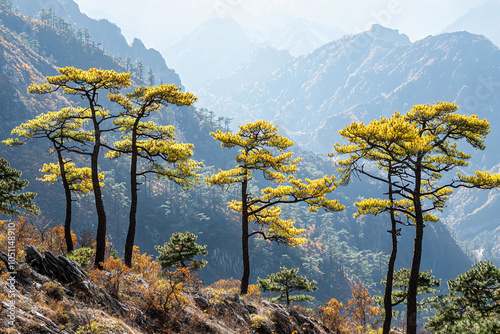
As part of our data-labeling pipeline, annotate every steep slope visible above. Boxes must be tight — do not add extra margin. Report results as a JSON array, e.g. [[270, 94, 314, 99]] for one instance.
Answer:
[[198, 25, 499, 156], [0, 8, 70, 134], [0, 4, 477, 313], [11, 0, 181, 87]]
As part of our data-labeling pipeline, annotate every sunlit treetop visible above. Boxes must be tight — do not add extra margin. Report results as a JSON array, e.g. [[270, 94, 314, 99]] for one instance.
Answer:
[[37, 162, 104, 194], [28, 67, 131, 95], [332, 101, 499, 225], [207, 120, 344, 247], [109, 84, 197, 114], [209, 120, 300, 184], [106, 84, 201, 189], [2, 107, 95, 147]]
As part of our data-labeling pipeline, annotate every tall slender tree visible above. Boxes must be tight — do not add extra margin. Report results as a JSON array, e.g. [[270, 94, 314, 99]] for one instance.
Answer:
[[206, 120, 344, 294], [3, 107, 99, 253], [107, 85, 200, 267], [333, 102, 500, 333], [28, 67, 131, 267], [332, 115, 416, 333]]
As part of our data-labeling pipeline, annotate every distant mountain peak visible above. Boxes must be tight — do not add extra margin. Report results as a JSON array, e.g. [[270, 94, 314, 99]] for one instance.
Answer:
[[367, 24, 411, 45]]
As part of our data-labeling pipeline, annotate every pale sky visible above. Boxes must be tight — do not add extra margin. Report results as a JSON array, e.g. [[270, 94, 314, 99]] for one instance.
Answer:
[[74, 0, 489, 51]]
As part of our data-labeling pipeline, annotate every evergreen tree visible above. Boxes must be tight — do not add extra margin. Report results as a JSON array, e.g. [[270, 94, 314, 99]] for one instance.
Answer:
[[155, 231, 208, 270], [107, 85, 200, 267], [147, 68, 155, 86], [206, 120, 344, 294], [28, 67, 131, 268], [3, 107, 98, 253], [136, 60, 145, 81], [333, 102, 500, 333], [258, 266, 317, 306], [426, 261, 500, 333], [374, 268, 440, 310], [0, 158, 39, 216]]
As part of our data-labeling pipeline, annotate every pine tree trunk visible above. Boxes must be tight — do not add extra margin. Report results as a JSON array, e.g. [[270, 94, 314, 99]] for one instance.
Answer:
[[124, 123, 140, 268], [383, 165, 398, 334], [407, 159, 424, 334], [90, 103, 107, 270], [240, 179, 250, 295], [57, 150, 73, 254]]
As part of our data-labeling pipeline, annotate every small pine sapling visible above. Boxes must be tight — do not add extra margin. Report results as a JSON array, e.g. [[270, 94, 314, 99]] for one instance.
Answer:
[[258, 266, 317, 306], [155, 232, 208, 270]]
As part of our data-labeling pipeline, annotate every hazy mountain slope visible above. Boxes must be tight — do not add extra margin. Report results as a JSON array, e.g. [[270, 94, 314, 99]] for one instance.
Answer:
[[197, 24, 500, 266], [198, 25, 499, 155], [11, 0, 181, 87], [0, 8, 71, 134], [0, 5, 476, 310], [268, 18, 345, 56], [164, 17, 264, 89], [443, 0, 500, 47]]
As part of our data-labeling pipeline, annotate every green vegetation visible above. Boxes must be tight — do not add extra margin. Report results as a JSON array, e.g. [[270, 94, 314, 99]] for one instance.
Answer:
[[258, 266, 317, 306], [0, 8, 498, 329], [66, 247, 96, 268], [0, 157, 39, 216], [426, 261, 500, 333], [374, 268, 440, 311], [333, 102, 500, 333], [28, 67, 131, 268], [3, 107, 100, 253], [156, 231, 208, 270], [107, 85, 200, 267]]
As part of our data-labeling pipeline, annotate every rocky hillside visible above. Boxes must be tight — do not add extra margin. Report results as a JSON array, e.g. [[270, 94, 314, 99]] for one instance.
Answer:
[[0, 6, 69, 134], [0, 245, 332, 334], [198, 24, 500, 156], [443, 0, 500, 47]]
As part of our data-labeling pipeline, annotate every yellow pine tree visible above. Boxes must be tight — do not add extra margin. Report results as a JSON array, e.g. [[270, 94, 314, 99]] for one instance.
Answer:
[[333, 102, 500, 334], [206, 120, 344, 294], [106, 85, 201, 267], [27, 67, 131, 267], [3, 107, 98, 253]]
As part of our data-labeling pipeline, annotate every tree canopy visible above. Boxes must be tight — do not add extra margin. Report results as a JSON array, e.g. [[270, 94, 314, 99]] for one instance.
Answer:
[[333, 102, 500, 333], [426, 261, 500, 333], [28, 66, 131, 268], [3, 107, 97, 252], [156, 231, 208, 270], [0, 158, 39, 216], [258, 266, 317, 306], [206, 120, 344, 294], [107, 84, 200, 267]]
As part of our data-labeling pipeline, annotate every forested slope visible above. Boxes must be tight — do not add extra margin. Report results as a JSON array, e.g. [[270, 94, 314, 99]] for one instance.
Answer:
[[0, 3, 474, 310]]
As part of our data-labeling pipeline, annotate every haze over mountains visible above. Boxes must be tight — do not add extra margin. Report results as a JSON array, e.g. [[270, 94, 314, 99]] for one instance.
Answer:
[[443, 0, 500, 47], [3, 0, 500, 298]]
